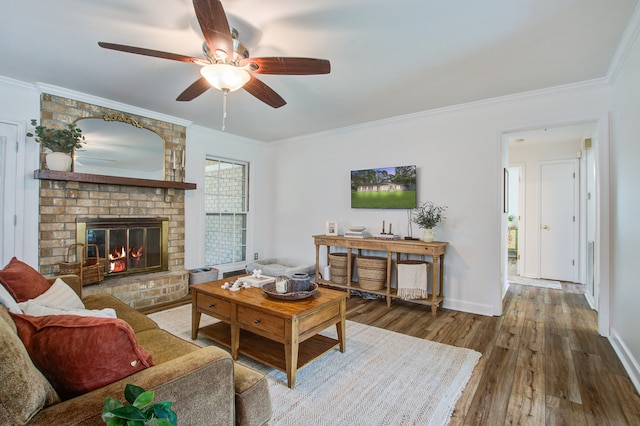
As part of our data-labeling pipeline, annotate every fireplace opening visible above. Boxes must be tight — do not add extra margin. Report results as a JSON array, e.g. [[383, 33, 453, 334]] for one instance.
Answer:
[[77, 218, 168, 279]]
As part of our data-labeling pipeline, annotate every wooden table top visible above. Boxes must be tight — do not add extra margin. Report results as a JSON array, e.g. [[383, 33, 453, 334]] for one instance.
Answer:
[[191, 276, 347, 318]]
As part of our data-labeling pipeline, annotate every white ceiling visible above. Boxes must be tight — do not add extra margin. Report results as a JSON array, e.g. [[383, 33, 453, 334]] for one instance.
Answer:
[[1, 0, 637, 142]]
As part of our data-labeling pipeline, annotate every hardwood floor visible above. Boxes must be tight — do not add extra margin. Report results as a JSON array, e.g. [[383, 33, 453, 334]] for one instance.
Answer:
[[344, 284, 640, 425]]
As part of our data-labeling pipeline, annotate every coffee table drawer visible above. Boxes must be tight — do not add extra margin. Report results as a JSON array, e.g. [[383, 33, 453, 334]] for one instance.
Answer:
[[238, 306, 284, 339], [197, 294, 231, 321]]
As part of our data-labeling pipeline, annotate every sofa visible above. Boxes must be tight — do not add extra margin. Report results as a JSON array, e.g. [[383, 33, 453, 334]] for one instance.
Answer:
[[0, 270, 272, 425]]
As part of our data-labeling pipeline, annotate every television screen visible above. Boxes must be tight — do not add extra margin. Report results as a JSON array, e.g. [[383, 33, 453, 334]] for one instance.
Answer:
[[351, 165, 417, 209]]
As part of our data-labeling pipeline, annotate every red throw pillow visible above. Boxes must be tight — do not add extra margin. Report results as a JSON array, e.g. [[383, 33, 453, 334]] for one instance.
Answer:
[[11, 313, 153, 399], [0, 257, 51, 302]]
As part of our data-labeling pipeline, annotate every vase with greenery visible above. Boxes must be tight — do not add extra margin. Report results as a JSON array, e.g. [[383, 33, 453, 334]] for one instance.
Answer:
[[102, 384, 177, 426], [26, 119, 85, 171], [412, 201, 447, 242]]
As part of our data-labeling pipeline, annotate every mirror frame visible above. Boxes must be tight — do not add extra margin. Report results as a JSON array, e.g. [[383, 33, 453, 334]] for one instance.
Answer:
[[73, 112, 166, 180]]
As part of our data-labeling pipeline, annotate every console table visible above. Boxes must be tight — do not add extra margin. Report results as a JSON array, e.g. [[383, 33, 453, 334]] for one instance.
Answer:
[[313, 235, 447, 316]]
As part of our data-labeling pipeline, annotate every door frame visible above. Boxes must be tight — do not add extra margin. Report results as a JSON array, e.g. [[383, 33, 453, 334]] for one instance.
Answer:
[[0, 121, 23, 265], [500, 114, 611, 337]]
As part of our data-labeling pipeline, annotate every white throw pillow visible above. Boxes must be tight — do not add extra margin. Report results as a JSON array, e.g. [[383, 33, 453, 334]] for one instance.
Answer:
[[28, 278, 85, 310], [0, 283, 22, 314], [18, 300, 117, 318]]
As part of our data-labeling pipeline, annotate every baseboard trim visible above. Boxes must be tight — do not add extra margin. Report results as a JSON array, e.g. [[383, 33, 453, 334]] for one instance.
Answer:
[[609, 327, 640, 394], [443, 298, 497, 317]]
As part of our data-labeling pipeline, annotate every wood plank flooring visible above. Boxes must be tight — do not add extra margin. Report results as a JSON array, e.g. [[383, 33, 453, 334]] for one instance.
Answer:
[[344, 284, 640, 425]]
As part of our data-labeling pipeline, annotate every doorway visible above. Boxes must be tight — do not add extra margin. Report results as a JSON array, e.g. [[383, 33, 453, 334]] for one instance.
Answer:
[[505, 122, 596, 286], [0, 122, 18, 266]]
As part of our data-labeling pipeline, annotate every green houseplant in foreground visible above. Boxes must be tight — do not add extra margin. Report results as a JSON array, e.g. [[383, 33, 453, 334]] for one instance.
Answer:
[[102, 384, 177, 426], [26, 119, 86, 171], [412, 201, 447, 242]]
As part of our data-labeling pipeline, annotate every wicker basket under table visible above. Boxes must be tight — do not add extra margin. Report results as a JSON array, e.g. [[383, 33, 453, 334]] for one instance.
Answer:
[[59, 243, 105, 286], [356, 256, 387, 290]]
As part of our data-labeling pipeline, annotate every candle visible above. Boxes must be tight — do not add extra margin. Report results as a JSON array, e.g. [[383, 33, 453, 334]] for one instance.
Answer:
[[172, 151, 176, 169], [389, 223, 392, 234], [382, 220, 385, 234], [181, 151, 185, 169]]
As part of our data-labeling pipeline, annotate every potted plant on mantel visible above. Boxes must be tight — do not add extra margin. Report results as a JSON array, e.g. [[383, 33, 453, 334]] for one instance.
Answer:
[[26, 119, 85, 171], [412, 201, 447, 242]]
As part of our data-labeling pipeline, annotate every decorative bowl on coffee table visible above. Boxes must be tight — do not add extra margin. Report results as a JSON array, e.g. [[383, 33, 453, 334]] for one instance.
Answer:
[[261, 282, 318, 300]]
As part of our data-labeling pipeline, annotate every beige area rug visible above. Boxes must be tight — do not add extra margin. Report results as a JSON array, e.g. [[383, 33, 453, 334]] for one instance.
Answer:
[[149, 305, 481, 426], [508, 275, 562, 289]]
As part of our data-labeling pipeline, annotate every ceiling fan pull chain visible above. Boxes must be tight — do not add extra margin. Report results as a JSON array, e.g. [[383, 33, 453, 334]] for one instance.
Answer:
[[222, 89, 229, 131]]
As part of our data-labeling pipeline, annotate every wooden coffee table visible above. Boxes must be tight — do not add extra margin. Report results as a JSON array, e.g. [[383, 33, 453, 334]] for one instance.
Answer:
[[191, 276, 347, 388]]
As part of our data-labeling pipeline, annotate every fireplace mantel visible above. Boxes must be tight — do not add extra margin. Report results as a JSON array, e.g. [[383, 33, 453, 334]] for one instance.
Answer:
[[34, 169, 196, 190]]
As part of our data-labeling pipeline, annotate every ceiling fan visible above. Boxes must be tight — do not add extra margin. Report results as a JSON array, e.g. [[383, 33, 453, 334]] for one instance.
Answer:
[[98, 0, 331, 110]]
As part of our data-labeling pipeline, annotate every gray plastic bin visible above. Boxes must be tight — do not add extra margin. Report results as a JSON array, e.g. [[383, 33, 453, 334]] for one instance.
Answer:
[[189, 267, 219, 285]]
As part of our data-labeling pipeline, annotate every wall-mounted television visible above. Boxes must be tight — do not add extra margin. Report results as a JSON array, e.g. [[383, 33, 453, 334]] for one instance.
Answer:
[[351, 165, 417, 209]]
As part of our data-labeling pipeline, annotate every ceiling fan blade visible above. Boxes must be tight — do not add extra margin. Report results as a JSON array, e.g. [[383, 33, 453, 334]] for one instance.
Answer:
[[193, 0, 234, 59], [243, 75, 286, 108], [240, 57, 331, 75], [98, 42, 202, 63], [176, 77, 212, 101]]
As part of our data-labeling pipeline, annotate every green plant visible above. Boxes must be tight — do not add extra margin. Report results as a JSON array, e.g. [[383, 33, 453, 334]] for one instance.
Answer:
[[102, 384, 177, 426], [26, 119, 85, 153], [412, 201, 447, 229], [508, 214, 515, 222]]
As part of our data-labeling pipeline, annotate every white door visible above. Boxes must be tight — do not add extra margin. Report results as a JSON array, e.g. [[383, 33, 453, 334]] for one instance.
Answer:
[[539, 160, 578, 282], [0, 122, 18, 266]]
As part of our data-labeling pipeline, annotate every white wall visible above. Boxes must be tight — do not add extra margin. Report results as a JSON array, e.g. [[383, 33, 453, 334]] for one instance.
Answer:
[[609, 16, 640, 390], [184, 125, 269, 274], [267, 83, 611, 316], [509, 140, 583, 280]]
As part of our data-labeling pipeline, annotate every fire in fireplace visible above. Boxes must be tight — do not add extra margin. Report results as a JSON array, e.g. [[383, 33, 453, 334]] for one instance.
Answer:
[[77, 218, 168, 278]]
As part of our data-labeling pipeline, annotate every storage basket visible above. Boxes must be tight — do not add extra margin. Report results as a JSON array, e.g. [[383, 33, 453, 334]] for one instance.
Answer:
[[356, 256, 387, 290], [59, 243, 105, 286], [328, 252, 355, 284]]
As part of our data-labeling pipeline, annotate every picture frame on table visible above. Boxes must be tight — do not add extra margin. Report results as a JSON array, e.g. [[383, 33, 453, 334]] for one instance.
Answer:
[[325, 221, 338, 236]]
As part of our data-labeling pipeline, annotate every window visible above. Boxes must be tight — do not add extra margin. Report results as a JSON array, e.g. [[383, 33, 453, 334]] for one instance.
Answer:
[[204, 158, 248, 267]]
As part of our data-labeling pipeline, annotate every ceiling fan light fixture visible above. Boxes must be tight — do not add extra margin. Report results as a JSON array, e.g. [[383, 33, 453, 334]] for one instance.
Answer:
[[200, 63, 250, 92]]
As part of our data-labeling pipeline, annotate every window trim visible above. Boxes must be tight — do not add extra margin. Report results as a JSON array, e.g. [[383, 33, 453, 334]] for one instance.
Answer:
[[204, 156, 249, 269]]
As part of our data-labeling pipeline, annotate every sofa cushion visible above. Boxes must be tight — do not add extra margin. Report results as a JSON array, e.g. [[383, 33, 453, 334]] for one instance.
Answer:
[[11, 313, 154, 400], [0, 282, 22, 314], [135, 328, 200, 364], [29, 277, 85, 310], [17, 300, 117, 318], [82, 293, 159, 333], [0, 257, 51, 302], [0, 306, 60, 424]]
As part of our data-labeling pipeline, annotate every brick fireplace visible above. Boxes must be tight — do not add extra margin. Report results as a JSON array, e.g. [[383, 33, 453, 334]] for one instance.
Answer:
[[36, 93, 190, 309]]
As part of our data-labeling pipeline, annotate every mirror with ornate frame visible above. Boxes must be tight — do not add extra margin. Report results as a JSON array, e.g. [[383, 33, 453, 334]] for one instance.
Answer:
[[73, 114, 165, 180]]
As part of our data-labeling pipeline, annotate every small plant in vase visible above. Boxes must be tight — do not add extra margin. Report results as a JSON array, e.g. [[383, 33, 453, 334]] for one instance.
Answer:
[[412, 201, 447, 242], [26, 119, 85, 171]]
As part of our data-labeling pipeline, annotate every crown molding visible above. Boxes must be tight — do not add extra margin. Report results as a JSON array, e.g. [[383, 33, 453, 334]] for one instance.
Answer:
[[0, 75, 39, 91], [35, 83, 192, 127], [275, 78, 609, 145], [607, 3, 640, 83]]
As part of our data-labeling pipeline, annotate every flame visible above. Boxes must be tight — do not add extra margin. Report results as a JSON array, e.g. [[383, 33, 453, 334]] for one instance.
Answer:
[[109, 246, 126, 261], [109, 246, 127, 273]]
